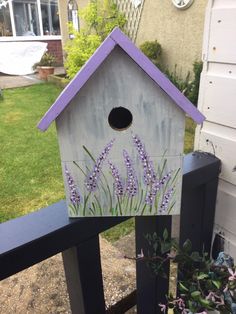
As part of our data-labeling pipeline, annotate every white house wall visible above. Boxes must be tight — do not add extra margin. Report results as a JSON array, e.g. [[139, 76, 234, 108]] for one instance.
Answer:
[[195, 0, 236, 258]]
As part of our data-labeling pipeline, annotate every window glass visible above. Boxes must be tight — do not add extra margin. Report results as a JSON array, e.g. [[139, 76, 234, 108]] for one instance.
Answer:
[[41, 0, 60, 35], [12, 0, 40, 36], [0, 2, 13, 36]]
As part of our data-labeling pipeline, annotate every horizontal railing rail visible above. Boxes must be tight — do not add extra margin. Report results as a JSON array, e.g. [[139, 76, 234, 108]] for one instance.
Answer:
[[0, 151, 221, 314]]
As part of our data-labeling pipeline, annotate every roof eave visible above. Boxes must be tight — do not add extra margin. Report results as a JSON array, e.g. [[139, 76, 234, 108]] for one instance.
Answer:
[[38, 36, 116, 131], [38, 27, 205, 131]]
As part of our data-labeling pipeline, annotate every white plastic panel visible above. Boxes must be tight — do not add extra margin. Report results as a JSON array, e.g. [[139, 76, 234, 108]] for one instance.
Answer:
[[208, 8, 236, 63], [214, 180, 236, 259], [215, 180, 236, 234], [201, 73, 236, 128], [196, 0, 236, 261], [213, 0, 236, 9], [198, 123, 236, 185]]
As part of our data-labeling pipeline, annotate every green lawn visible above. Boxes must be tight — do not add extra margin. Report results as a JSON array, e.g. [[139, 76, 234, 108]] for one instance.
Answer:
[[0, 83, 196, 241], [0, 84, 64, 222], [184, 117, 196, 154]]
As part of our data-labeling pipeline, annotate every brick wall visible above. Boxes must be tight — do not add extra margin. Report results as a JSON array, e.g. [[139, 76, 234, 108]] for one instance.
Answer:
[[42, 40, 63, 65]]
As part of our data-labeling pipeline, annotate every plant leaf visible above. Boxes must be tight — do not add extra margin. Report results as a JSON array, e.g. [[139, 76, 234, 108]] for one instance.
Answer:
[[179, 282, 189, 292], [199, 297, 211, 308], [191, 290, 201, 300], [190, 251, 201, 261], [212, 280, 221, 289], [163, 228, 168, 241], [197, 273, 209, 280], [183, 239, 192, 253]]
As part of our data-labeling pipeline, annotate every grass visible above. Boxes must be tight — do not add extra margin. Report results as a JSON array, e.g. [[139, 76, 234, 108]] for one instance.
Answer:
[[0, 84, 64, 222], [0, 83, 196, 241], [184, 117, 196, 154]]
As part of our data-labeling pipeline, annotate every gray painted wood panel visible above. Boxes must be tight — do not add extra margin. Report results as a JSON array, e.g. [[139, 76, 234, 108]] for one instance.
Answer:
[[62, 156, 183, 217], [56, 47, 185, 216]]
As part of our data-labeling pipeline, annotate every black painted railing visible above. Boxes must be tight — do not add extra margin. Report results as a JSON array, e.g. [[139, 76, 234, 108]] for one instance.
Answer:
[[0, 152, 221, 314]]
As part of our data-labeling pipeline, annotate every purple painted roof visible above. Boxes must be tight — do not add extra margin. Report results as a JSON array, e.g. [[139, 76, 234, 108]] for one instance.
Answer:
[[38, 27, 205, 131]]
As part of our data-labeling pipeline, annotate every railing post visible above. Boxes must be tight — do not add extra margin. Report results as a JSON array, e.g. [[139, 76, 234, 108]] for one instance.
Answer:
[[135, 216, 172, 314], [180, 152, 221, 254], [62, 235, 106, 314]]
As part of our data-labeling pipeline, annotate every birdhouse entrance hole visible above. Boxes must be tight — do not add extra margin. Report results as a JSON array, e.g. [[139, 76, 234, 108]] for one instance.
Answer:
[[108, 107, 133, 131]]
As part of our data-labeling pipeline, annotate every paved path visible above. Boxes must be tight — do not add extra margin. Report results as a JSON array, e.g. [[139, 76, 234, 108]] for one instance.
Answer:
[[0, 73, 41, 89], [0, 67, 65, 89]]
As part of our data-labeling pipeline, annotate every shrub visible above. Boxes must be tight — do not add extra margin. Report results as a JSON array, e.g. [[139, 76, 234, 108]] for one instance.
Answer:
[[140, 40, 203, 106], [65, 32, 102, 79], [64, 0, 126, 79], [165, 65, 192, 96], [165, 61, 203, 106], [187, 61, 203, 105], [140, 40, 162, 68]]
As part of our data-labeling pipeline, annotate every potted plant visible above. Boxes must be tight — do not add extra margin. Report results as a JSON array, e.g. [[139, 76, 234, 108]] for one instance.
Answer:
[[130, 231, 236, 314], [164, 249, 236, 314], [33, 52, 56, 80]]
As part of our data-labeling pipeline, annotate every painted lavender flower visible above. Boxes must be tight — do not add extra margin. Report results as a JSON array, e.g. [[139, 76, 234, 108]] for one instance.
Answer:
[[159, 188, 174, 213], [108, 160, 124, 197], [145, 171, 172, 205], [132, 133, 156, 185], [132, 133, 173, 206], [85, 139, 115, 192], [123, 149, 138, 197], [65, 166, 82, 208]]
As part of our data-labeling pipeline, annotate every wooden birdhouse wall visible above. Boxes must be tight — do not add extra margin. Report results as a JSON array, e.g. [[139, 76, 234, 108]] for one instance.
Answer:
[[56, 46, 186, 217]]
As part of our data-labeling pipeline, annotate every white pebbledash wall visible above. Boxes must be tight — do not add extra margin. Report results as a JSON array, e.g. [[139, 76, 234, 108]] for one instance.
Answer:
[[195, 0, 236, 258]]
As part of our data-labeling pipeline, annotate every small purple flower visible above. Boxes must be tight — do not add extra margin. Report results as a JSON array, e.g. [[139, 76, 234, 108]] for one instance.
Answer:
[[175, 298, 186, 310], [108, 160, 124, 196], [206, 291, 216, 302], [65, 166, 82, 207], [85, 139, 115, 192], [228, 268, 236, 281], [206, 292, 225, 307], [159, 188, 174, 213], [158, 303, 166, 314], [137, 248, 144, 259], [123, 149, 138, 197], [132, 134, 156, 186]]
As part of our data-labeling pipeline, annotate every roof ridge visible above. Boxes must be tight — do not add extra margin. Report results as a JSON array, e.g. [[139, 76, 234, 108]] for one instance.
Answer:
[[38, 27, 205, 131]]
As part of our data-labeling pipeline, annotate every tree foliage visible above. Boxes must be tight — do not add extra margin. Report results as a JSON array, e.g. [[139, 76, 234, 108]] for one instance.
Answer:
[[65, 0, 126, 79]]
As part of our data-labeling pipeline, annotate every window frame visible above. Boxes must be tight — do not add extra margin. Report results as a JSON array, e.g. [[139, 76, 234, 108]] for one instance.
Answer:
[[0, 0, 61, 41]]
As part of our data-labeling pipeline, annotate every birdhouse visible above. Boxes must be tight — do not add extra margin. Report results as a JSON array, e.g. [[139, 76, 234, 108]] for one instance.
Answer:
[[38, 28, 205, 217]]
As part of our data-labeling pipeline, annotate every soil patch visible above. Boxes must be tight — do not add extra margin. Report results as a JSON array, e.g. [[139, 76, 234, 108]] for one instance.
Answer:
[[0, 235, 136, 314]]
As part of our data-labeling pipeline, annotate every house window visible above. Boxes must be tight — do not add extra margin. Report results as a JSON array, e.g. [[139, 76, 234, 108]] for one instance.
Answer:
[[41, 0, 60, 35], [0, 0, 61, 38], [13, 0, 40, 36]]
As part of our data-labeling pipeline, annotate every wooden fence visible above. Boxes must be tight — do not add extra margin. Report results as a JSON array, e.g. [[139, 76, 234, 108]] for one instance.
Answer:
[[0, 152, 221, 314]]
